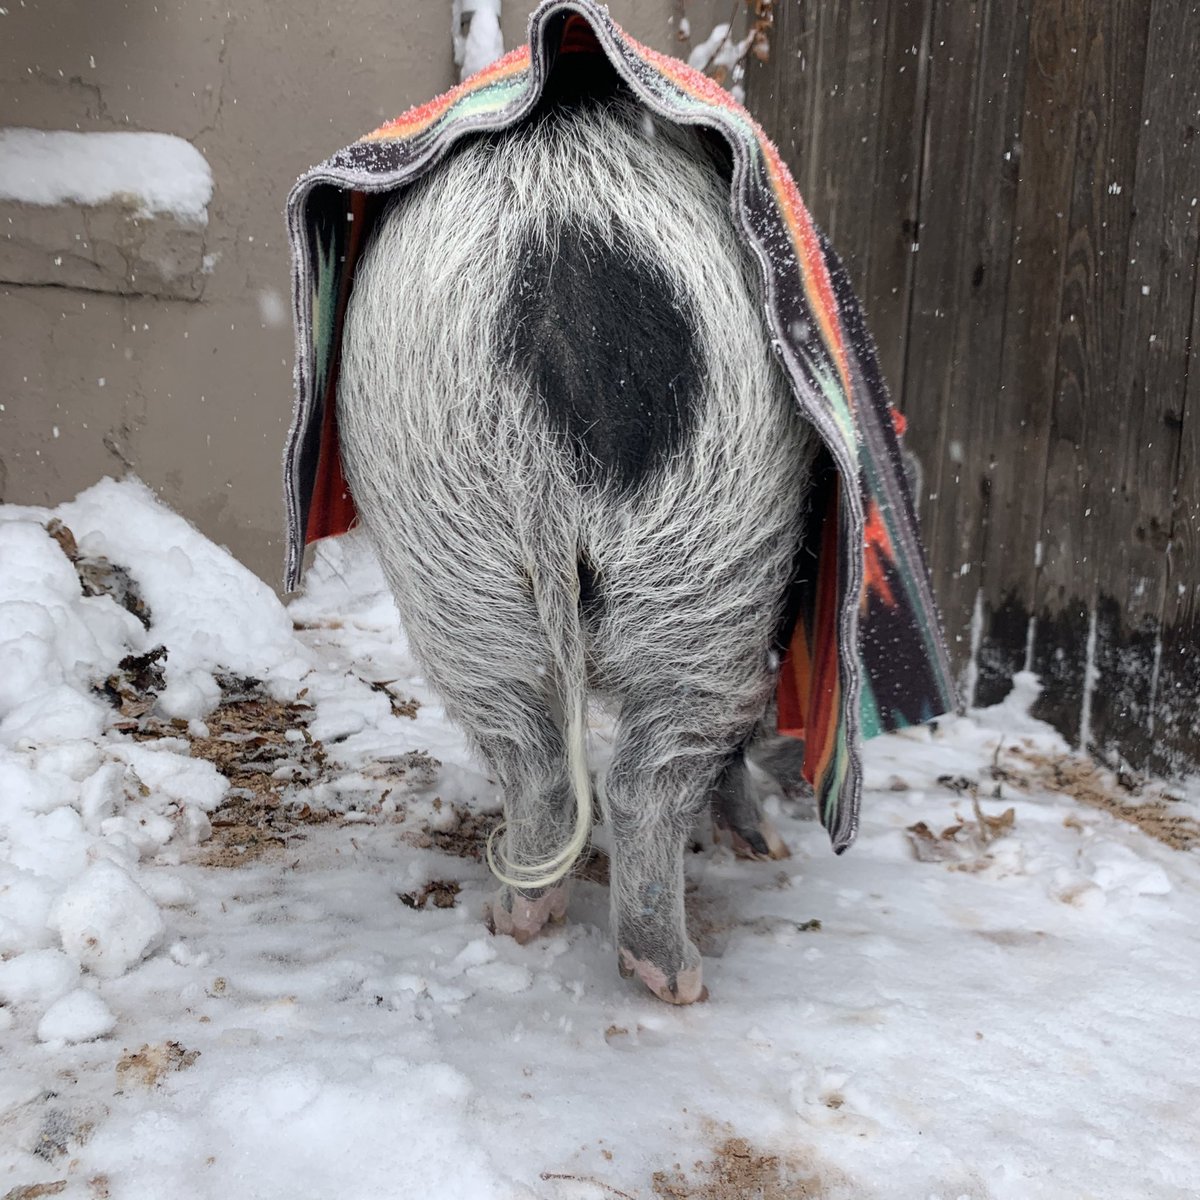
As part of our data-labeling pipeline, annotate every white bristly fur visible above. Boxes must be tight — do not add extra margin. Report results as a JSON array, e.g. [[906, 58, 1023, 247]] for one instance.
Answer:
[[337, 99, 816, 970]]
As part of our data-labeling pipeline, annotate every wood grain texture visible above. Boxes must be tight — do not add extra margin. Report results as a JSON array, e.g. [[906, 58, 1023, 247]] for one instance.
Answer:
[[748, 0, 1200, 775], [980, 0, 1088, 672], [861, 0, 931, 401], [949, 0, 1035, 704], [1099, 0, 1200, 765], [902, 0, 992, 665], [1152, 90, 1200, 771], [1030, 0, 1150, 742]]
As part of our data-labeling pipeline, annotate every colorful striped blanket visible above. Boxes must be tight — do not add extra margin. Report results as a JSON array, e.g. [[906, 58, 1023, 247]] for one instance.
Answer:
[[283, 0, 956, 853]]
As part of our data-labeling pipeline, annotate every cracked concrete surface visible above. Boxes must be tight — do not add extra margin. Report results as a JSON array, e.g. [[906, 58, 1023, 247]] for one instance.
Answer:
[[0, 0, 726, 584], [0, 197, 211, 299]]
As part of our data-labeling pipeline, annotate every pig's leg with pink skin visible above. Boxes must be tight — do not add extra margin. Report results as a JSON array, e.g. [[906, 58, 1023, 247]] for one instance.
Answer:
[[604, 715, 725, 1005], [445, 688, 572, 945], [488, 881, 568, 944]]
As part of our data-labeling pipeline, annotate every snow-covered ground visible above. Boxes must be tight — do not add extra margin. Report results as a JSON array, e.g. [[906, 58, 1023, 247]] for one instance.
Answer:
[[2, 479, 1198, 1200]]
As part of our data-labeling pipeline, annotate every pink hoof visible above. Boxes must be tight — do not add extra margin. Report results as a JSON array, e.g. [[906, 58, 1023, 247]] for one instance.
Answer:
[[618, 949, 707, 1005], [487, 884, 568, 945]]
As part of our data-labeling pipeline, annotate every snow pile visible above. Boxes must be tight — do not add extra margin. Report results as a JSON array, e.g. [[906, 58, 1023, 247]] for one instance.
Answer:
[[0, 128, 213, 223], [53, 478, 311, 705], [36, 987, 116, 1045], [49, 859, 165, 979], [0, 479, 309, 1041]]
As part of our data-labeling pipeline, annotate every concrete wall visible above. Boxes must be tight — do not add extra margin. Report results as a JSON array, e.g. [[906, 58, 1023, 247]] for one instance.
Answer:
[[1, 0, 723, 587]]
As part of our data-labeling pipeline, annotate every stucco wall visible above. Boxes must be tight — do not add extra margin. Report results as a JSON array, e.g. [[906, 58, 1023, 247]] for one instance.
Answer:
[[0, 0, 723, 587]]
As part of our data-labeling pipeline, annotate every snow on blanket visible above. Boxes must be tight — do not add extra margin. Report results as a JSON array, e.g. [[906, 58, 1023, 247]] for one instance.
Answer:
[[1, 478, 1199, 1199]]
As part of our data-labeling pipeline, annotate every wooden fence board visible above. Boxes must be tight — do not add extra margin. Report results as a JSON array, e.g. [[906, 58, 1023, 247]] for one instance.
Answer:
[[978, 0, 1089, 701], [927, 0, 1033, 700], [1150, 40, 1200, 772], [812, 3, 887, 269], [949, 0, 1035, 704], [752, 0, 816, 198], [1097, 0, 1200, 765], [900, 0, 992, 668], [861, 0, 932, 401], [1029, 0, 1151, 740]]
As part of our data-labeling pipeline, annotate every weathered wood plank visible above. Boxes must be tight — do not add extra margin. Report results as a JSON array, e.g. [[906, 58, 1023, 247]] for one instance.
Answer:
[[943, 0, 1034, 704], [810, 3, 887, 273], [1151, 140, 1200, 773], [908, 0, 1032, 698], [1029, 0, 1151, 742], [748, 0, 814, 198], [861, 0, 933, 404], [1093, 0, 1200, 765], [975, 0, 1089, 705], [900, 0, 990, 669]]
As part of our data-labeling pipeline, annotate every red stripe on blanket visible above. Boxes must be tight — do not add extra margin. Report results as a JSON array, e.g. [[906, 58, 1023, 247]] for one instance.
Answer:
[[776, 490, 842, 782]]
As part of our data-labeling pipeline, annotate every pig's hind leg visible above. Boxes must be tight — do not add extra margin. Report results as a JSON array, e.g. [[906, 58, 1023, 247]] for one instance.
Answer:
[[710, 749, 791, 861]]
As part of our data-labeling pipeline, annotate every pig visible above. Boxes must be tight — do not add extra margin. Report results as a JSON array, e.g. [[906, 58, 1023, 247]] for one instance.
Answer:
[[335, 85, 818, 1004]]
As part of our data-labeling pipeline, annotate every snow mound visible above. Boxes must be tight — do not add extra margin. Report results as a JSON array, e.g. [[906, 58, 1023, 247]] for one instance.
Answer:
[[55, 477, 311, 695], [50, 859, 166, 979], [0, 479, 315, 1035], [0, 947, 79, 1006], [37, 987, 116, 1044], [0, 127, 213, 222]]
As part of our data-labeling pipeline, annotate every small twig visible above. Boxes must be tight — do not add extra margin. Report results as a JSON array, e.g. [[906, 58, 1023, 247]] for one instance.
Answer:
[[539, 1174, 638, 1200]]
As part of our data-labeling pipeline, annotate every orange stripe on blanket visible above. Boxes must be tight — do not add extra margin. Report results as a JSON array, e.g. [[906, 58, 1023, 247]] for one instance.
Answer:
[[775, 489, 842, 782], [360, 45, 532, 143], [760, 145, 853, 407], [862, 498, 896, 611], [800, 494, 843, 787], [775, 624, 809, 741]]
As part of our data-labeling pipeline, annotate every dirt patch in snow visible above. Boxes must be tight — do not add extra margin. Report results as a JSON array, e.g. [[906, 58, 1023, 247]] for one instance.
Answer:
[[102, 648, 442, 869], [651, 1136, 836, 1199], [399, 879, 461, 910], [401, 801, 497, 862], [3, 1183, 69, 1199], [1004, 747, 1200, 851], [115, 1041, 200, 1090], [47, 517, 151, 629], [127, 675, 336, 867]]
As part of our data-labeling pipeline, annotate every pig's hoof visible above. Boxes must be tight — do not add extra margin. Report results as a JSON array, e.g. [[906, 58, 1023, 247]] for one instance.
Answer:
[[617, 949, 707, 1005], [714, 816, 791, 861], [486, 884, 568, 945]]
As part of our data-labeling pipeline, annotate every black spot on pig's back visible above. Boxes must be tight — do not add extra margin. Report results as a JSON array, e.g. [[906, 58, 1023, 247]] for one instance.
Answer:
[[503, 224, 701, 491]]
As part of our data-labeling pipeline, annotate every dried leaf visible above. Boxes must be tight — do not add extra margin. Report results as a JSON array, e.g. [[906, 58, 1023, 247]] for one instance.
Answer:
[[4, 1183, 68, 1200], [972, 798, 1016, 843], [905, 821, 958, 862]]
